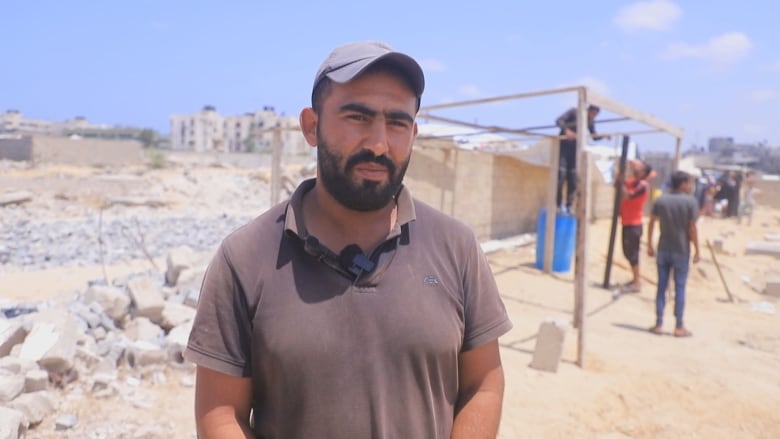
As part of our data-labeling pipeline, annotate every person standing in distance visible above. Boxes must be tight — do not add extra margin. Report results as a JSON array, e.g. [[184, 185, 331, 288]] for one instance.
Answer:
[[554, 104, 610, 213], [185, 41, 513, 439], [647, 171, 700, 337]]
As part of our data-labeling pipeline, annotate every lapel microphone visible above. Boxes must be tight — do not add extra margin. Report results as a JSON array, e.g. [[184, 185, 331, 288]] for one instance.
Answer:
[[304, 236, 375, 279], [338, 244, 376, 278]]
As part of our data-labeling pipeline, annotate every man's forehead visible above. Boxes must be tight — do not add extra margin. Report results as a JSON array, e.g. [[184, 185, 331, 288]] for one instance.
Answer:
[[325, 76, 417, 110]]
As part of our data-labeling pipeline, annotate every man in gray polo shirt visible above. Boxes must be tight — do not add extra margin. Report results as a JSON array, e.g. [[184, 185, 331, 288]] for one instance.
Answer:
[[185, 41, 513, 438], [647, 170, 700, 338]]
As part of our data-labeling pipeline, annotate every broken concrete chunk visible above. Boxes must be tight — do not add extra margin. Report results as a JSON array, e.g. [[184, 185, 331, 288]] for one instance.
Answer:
[[0, 406, 27, 439], [530, 317, 570, 373], [7, 391, 56, 426], [165, 245, 195, 286], [55, 413, 78, 431], [0, 374, 25, 402], [0, 191, 33, 207], [0, 320, 27, 357], [160, 302, 196, 331], [765, 278, 780, 298], [127, 276, 166, 323], [84, 285, 131, 322], [745, 241, 780, 257], [18, 310, 79, 374], [124, 317, 164, 342], [24, 369, 49, 393], [166, 320, 194, 364]]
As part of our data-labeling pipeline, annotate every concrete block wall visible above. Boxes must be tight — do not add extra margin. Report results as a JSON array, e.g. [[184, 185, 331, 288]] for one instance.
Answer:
[[406, 145, 549, 241], [32, 136, 145, 166], [754, 179, 780, 210], [0, 136, 33, 161]]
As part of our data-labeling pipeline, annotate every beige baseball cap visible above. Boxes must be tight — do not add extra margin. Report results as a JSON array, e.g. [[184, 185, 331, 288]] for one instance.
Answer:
[[312, 41, 425, 102]]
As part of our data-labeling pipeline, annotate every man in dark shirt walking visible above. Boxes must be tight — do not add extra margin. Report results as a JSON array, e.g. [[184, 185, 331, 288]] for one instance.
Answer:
[[647, 171, 700, 337], [555, 104, 609, 212]]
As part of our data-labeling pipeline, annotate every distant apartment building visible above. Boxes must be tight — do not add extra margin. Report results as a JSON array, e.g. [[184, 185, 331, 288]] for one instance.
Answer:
[[0, 109, 150, 143], [708, 136, 734, 154], [169, 106, 307, 154]]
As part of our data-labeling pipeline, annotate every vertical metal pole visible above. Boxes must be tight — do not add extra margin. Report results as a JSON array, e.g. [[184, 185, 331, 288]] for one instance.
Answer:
[[603, 135, 631, 288], [543, 139, 560, 273], [573, 88, 587, 330], [270, 124, 282, 206], [673, 137, 682, 171], [576, 151, 593, 368]]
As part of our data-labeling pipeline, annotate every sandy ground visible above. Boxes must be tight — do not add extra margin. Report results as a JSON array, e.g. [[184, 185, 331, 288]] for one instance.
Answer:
[[2, 163, 779, 438]]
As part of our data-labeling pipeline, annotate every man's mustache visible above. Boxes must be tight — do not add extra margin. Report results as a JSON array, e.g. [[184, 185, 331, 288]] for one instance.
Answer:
[[345, 151, 396, 175]]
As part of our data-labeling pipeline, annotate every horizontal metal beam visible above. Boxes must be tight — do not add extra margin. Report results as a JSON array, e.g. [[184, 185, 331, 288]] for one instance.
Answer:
[[417, 113, 556, 138], [419, 86, 583, 112], [588, 91, 684, 138]]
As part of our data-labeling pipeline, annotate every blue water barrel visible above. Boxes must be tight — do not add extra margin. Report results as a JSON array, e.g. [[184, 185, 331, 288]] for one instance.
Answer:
[[535, 208, 577, 273]]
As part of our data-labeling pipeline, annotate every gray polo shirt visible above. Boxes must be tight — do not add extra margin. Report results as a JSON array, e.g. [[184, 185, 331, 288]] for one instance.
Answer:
[[651, 192, 699, 254], [185, 179, 513, 439]]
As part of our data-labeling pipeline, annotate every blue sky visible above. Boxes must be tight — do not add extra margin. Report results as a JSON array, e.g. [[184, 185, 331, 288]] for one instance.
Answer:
[[2, 0, 778, 153]]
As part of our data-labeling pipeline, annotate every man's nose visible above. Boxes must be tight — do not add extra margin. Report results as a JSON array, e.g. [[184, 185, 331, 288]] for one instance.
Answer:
[[363, 120, 390, 156]]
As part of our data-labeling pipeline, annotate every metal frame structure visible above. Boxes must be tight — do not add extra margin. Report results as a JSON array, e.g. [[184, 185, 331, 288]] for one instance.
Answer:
[[417, 86, 684, 367]]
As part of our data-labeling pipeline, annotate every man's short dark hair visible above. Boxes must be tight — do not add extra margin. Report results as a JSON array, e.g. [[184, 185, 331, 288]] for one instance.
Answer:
[[670, 171, 690, 190], [641, 162, 652, 179], [588, 104, 600, 112]]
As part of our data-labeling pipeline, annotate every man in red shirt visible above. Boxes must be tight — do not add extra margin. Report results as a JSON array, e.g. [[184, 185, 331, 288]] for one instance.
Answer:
[[619, 160, 654, 293]]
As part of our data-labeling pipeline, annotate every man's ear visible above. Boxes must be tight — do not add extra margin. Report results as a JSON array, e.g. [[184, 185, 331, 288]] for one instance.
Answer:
[[299, 107, 318, 147]]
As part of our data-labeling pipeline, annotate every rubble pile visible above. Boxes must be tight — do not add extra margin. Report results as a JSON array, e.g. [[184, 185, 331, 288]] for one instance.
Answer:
[[0, 246, 207, 438]]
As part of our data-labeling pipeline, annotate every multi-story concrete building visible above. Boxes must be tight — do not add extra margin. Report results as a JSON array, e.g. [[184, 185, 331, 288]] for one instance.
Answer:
[[170, 106, 308, 154], [169, 106, 224, 152], [1, 110, 123, 138]]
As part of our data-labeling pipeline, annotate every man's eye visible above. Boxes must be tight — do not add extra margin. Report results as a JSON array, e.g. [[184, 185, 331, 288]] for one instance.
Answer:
[[348, 114, 368, 122], [388, 119, 410, 128]]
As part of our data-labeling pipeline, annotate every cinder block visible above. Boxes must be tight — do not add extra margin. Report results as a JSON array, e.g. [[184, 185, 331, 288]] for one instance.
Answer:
[[765, 279, 780, 298], [529, 318, 569, 373], [126, 341, 167, 368]]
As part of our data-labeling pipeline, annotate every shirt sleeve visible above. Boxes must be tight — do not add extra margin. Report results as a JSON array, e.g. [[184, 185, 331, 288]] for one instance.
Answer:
[[461, 234, 513, 352], [184, 244, 254, 377], [556, 108, 576, 131]]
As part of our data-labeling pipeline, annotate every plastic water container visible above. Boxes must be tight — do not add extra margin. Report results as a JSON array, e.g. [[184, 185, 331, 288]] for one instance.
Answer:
[[535, 208, 577, 273]]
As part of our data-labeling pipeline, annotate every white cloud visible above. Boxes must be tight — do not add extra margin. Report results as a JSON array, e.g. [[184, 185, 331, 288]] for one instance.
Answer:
[[661, 31, 752, 65], [614, 0, 682, 31], [421, 59, 447, 73], [458, 85, 481, 98], [747, 89, 779, 103]]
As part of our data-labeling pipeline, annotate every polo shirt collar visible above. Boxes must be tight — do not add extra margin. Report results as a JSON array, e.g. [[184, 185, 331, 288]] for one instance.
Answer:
[[284, 178, 416, 241]]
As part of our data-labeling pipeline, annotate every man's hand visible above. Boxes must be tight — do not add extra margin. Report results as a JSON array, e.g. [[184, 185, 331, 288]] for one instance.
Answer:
[[647, 246, 655, 257], [693, 252, 700, 263], [564, 129, 576, 140]]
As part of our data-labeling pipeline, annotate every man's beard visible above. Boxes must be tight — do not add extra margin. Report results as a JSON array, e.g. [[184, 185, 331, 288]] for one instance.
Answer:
[[317, 134, 410, 212]]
